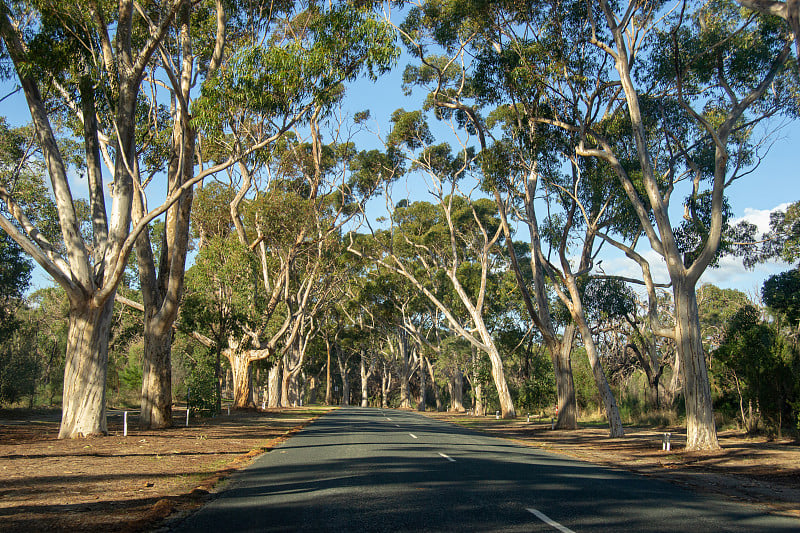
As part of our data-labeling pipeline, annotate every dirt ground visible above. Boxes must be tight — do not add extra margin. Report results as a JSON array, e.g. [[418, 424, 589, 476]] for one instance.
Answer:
[[0, 407, 331, 532], [425, 412, 800, 518], [2, 408, 799, 532]]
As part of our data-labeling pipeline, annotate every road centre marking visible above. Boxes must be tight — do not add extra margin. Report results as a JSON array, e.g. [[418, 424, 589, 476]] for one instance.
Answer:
[[438, 452, 455, 462], [526, 508, 575, 533], [386, 417, 392, 421], [409, 433, 418, 439]]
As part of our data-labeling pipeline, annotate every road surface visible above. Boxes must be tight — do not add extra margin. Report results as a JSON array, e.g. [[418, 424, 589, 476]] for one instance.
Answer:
[[171, 407, 799, 532]]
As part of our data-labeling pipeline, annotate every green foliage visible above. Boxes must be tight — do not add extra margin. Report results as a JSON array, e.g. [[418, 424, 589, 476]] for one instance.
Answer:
[[762, 201, 800, 266], [0, 327, 40, 406], [193, 4, 398, 137], [714, 304, 796, 432], [763, 269, 800, 326], [186, 348, 220, 413], [512, 348, 555, 414], [697, 283, 751, 351]]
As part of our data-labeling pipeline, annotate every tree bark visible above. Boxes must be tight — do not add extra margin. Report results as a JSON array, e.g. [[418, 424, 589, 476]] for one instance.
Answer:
[[337, 350, 350, 406], [450, 368, 465, 413], [226, 350, 255, 408], [59, 297, 115, 438], [553, 324, 578, 428], [139, 325, 173, 428], [325, 338, 333, 405], [360, 352, 370, 407], [398, 335, 413, 409], [268, 362, 281, 407], [381, 361, 392, 408], [674, 280, 719, 450], [417, 353, 426, 412], [426, 358, 443, 411]]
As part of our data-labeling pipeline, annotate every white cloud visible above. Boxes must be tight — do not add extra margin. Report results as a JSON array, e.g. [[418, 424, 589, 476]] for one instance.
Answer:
[[735, 203, 791, 234]]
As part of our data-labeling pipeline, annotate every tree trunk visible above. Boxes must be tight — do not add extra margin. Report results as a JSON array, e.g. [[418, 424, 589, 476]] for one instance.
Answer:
[[578, 322, 625, 437], [268, 362, 281, 407], [450, 368, 465, 413], [337, 351, 350, 407], [553, 325, 578, 429], [307, 374, 317, 405], [399, 342, 412, 409], [426, 358, 443, 411], [474, 382, 484, 416], [59, 298, 115, 438], [417, 354, 426, 412], [360, 352, 369, 407], [381, 362, 391, 408], [674, 281, 719, 450], [281, 355, 291, 407], [227, 350, 254, 408], [484, 342, 515, 418], [325, 338, 333, 405], [139, 325, 173, 429], [341, 373, 350, 406], [471, 345, 485, 416]]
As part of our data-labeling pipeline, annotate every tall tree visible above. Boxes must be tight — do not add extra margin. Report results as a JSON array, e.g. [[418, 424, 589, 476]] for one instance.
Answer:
[[0, 0, 194, 437], [134, 0, 226, 429]]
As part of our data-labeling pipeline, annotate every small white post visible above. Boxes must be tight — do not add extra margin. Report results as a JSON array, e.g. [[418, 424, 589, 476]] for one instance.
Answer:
[[227, 406, 230, 415], [123, 411, 128, 436], [186, 407, 190, 427], [551, 417, 555, 430], [662, 432, 671, 451], [496, 410, 500, 419], [527, 413, 530, 423], [262, 400, 266, 410]]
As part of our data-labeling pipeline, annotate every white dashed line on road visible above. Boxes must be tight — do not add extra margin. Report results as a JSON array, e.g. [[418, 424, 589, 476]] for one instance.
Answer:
[[527, 508, 575, 533], [438, 452, 455, 462], [409, 433, 418, 439]]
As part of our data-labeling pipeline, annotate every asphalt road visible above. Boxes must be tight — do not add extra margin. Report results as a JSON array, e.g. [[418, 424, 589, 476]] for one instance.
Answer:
[[171, 407, 800, 532]]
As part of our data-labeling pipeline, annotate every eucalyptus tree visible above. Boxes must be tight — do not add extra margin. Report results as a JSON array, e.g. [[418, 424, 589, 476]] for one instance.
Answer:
[[350, 116, 517, 416], [567, 0, 795, 449], [0, 0, 209, 437], [405, 0, 796, 449], [179, 2, 398, 408], [397, 7, 585, 428], [130, 0, 226, 429]]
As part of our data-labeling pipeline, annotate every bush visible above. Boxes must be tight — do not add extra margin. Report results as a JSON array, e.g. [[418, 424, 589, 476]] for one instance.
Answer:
[[186, 349, 219, 414]]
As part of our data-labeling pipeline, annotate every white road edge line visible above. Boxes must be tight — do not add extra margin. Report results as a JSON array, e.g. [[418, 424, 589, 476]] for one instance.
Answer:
[[438, 452, 456, 462], [409, 433, 418, 439], [526, 508, 575, 533]]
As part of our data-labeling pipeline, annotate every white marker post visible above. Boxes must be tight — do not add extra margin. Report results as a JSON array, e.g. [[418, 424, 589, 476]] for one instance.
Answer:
[[496, 410, 500, 419], [662, 432, 671, 451], [123, 411, 128, 436], [186, 407, 190, 427]]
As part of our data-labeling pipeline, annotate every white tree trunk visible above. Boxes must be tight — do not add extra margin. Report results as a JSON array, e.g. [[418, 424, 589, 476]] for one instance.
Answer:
[[268, 362, 281, 407], [417, 354, 426, 412], [59, 298, 115, 438], [139, 326, 173, 428], [674, 281, 719, 450], [360, 352, 369, 407]]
